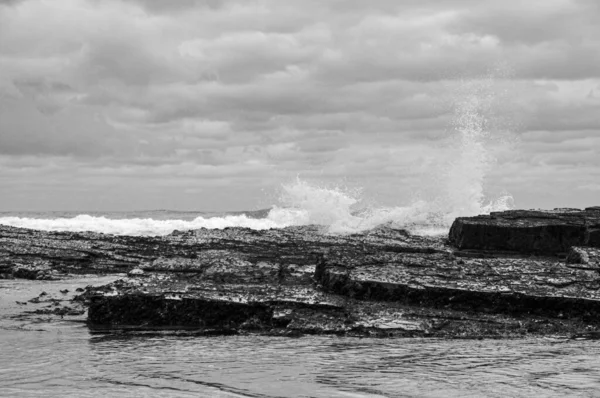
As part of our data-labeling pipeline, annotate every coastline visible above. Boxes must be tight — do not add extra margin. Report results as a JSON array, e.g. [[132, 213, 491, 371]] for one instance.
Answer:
[[1, 207, 599, 339]]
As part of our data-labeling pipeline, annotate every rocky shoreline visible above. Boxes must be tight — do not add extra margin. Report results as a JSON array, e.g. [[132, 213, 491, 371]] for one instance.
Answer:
[[2, 207, 600, 338]]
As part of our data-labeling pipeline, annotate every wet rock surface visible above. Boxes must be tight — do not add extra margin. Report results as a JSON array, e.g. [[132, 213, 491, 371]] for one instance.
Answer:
[[567, 247, 600, 269], [3, 208, 600, 338], [449, 207, 600, 254]]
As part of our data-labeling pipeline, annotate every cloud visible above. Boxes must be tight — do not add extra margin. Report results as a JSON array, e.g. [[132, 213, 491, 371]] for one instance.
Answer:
[[578, 184, 600, 192], [0, 0, 599, 210]]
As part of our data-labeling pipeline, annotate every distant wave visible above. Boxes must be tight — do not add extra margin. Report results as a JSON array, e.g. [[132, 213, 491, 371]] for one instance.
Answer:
[[0, 214, 288, 236]]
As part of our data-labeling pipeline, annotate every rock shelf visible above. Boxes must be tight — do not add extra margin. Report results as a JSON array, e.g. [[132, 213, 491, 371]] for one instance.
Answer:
[[449, 207, 600, 254], [2, 208, 600, 338]]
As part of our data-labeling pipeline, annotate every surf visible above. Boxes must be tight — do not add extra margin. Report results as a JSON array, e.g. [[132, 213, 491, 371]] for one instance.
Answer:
[[0, 75, 514, 237]]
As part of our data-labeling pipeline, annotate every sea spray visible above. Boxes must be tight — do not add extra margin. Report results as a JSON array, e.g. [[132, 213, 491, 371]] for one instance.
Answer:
[[265, 178, 431, 234], [439, 77, 514, 224], [271, 177, 362, 226], [0, 75, 514, 236], [260, 76, 514, 234]]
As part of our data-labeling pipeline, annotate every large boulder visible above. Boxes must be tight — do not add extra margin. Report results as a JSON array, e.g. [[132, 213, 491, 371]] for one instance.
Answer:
[[449, 207, 600, 254]]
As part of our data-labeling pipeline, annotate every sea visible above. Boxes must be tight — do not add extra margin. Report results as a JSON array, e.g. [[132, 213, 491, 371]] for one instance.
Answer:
[[4, 78, 598, 397], [3, 206, 600, 398], [2, 275, 600, 398]]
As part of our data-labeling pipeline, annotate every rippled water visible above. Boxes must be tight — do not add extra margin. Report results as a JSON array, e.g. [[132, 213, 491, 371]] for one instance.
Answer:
[[2, 278, 600, 397]]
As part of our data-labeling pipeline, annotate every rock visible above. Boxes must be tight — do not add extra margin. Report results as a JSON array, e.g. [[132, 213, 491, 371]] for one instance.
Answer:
[[0, 223, 445, 279], [81, 224, 600, 338], [86, 245, 352, 333], [449, 208, 600, 254], [27, 306, 85, 317], [0, 225, 154, 277], [127, 267, 145, 277], [5, 217, 600, 338], [567, 247, 600, 269], [317, 250, 600, 320], [567, 247, 591, 264], [12, 261, 56, 280]]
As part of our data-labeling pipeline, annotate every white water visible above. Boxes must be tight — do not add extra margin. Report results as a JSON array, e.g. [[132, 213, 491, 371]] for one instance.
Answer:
[[0, 213, 286, 236], [267, 77, 514, 234], [0, 78, 514, 237]]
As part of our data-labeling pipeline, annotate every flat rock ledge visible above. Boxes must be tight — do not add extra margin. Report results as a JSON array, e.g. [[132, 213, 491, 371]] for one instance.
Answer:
[[449, 207, 600, 254], [3, 207, 600, 339]]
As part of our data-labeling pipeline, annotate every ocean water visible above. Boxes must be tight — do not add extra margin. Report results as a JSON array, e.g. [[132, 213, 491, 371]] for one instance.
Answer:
[[2, 278, 600, 398]]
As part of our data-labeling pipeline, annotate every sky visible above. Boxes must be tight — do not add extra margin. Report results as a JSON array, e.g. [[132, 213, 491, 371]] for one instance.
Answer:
[[0, 0, 599, 212]]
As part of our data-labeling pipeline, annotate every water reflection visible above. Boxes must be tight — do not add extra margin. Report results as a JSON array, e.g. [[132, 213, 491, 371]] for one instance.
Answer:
[[2, 279, 600, 397]]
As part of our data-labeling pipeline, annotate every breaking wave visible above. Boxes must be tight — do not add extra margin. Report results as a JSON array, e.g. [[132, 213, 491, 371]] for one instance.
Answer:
[[0, 214, 285, 236], [259, 76, 514, 235], [0, 76, 514, 236]]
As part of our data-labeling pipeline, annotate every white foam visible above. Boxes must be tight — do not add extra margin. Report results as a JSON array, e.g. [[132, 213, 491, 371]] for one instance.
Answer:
[[254, 77, 514, 236], [265, 180, 444, 235], [0, 214, 287, 236]]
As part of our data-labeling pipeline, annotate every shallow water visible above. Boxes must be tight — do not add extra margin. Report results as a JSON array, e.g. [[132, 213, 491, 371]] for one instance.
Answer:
[[2, 278, 600, 398]]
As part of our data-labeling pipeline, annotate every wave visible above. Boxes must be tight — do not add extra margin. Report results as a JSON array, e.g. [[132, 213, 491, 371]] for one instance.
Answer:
[[0, 179, 511, 237], [0, 75, 514, 237], [0, 214, 289, 236]]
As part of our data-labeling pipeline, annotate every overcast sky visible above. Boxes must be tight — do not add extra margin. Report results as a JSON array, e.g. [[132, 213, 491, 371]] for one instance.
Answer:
[[0, 0, 599, 212]]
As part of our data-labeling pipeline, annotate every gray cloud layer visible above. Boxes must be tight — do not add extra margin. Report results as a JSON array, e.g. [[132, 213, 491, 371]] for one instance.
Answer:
[[0, 0, 598, 211]]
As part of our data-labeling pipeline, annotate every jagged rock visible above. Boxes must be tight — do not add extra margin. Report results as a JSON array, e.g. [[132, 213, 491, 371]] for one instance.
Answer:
[[0, 224, 441, 277], [85, 242, 600, 338], [449, 207, 600, 254], [5, 216, 600, 338]]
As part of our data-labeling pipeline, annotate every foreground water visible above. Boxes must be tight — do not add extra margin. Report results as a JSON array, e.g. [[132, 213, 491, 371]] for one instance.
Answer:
[[1, 278, 600, 397]]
